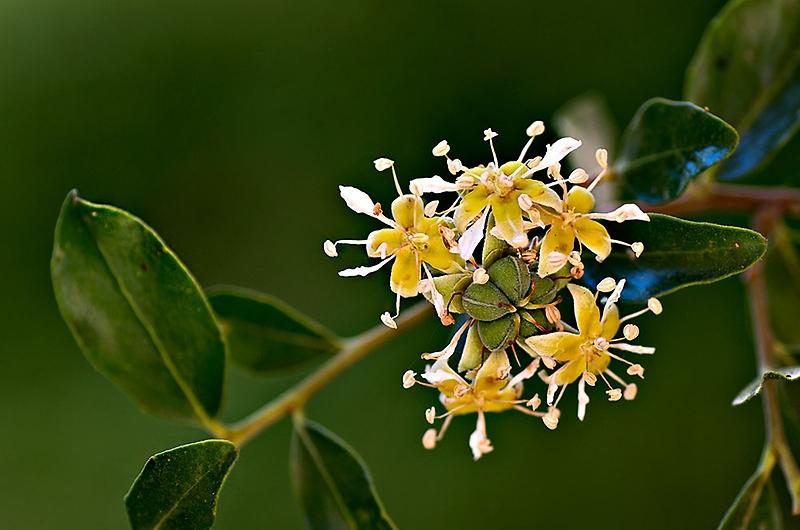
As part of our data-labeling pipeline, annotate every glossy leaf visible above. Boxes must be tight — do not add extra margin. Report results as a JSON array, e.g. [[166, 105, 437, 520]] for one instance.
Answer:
[[51, 191, 226, 423], [733, 367, 800, 406], [582, 214, 766, 302], [125, 440, 238, 530], [685, 0, 800, 180], [615, 98, 738, 203], [290, 419, 396, 530], [719, 467, 783, 530], [208, 286, 340, 375]]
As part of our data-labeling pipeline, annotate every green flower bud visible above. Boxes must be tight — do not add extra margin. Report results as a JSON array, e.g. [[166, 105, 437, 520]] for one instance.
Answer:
[[462, 281, 515, 321], [518, 309, 553, 339], [482, 214, 511, 268], [487, 256, 531, 304], [528, 276, 558, 304], [458, 324, 486, 372], [477, 314, 520, 352]]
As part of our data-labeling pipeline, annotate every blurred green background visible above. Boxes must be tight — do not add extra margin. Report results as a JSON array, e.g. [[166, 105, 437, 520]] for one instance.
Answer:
[[3, 0, 800, 528]]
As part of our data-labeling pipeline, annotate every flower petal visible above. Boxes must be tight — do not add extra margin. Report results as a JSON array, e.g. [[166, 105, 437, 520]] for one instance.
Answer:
[[338, 255, 395, 277], [567, 283, 601, 337], [517, 178, 562, 212], [458, 207, 489, 260], [473, 350, 512, 395], [528, 137, 582, 173], [489, 194, 528, 248], [390, 247, 421, 297], [525, 331, 583, 362], [537, 221, 575, 277], [551, 358, 584, 386], [366, 228, 405, 257], [455, 186, 490, 232], [575, 218, 611, 261], [409, 175, 460, 195], [339, 185, 376, 215], [601, 303, 621, 339]]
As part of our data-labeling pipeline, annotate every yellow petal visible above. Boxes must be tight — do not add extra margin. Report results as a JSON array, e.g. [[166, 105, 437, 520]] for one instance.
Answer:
[[390, 247, 421, 297], [575, 218, 612, 261], [567, 283, 601, 337], [552, 359, 584, 386], [525, 331, 583, 362], [566, 186, 595, 214], [489, 194, 528, 248], [601, 303, 621, 339], [517, 178, 562, 212], [391, 194, 424, 229], [536, 220, 575, 276], [367, 228, 405, 257], [455, 186, 490, 232], [473, 350, 512, 393]]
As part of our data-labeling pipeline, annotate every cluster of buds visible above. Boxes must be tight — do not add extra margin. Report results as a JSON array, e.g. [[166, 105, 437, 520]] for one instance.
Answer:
[[325, 122, 661, 459]]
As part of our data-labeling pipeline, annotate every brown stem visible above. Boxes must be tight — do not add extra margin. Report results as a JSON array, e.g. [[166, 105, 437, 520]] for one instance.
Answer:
[[651, 184, 800, 218], [746, 206, 800, 514]]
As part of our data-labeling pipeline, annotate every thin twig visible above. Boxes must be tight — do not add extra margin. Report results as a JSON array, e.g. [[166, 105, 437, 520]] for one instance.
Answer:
[[746, 206, 800, 514], [652, 184, 800, 218], [224, 301, 433, 446]]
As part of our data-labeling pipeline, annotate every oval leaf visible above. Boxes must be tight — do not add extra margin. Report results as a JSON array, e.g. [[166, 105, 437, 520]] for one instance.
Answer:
[[686, 0, 800, 180], [720, 467, 783, 530], [615, 98, 738, 203], [125, 440, 238, 530], [208, 286, 341, 375], [733, 366, 800, 406], [290, 418, 396, 530], [582, 214, 766, 302], [51, 191, 225, 424]]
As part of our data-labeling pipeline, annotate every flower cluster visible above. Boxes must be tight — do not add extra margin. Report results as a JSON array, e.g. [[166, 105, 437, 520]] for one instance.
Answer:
[[325, 123, 662, 459]]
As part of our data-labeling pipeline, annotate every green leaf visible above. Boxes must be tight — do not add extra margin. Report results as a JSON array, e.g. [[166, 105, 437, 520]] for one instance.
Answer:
[[51, 191, 226, 424], [582, 214, 766, 302], [719, 466, 783, 530], [685, 0, 800, 180], [125, 440, 238, 530], [207, 286, 341, 376], [615, 98, 738, 203], [733, 367, 800, 406], [290, 418, 396, 530]]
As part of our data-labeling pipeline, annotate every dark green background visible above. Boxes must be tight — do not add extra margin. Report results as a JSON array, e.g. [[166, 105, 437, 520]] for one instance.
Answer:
[[2, 0, 798, 528]]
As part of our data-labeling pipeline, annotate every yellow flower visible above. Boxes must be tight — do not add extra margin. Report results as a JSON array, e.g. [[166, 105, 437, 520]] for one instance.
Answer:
[[366, 194, 462, 297], [403, 322, 549, 460], [524, 280, 660, 421], [410, 127, 584, 259]]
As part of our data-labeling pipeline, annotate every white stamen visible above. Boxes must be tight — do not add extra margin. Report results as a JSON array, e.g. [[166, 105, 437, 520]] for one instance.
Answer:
[[484, 128, 499, 167], [517, 193, 534, 212], [425, 406, 436, 424], [624, 383, 638, 400], [583, 371, 597, 386], [627, 364, 645, 378], [469, 411, 494, 460], [606, 388, 622, 401], [542, 408, 560, 430], [568, 168, 590, 184], [374, 158, 394, 171], [524, 137, 582, 174], [547, 251, 569, 270], [648, 298, 663, 315], [402, 370, 417, 389], [472, 267, 490, 284], [424, 200, 439, 217], [422, 428, 438, 449], [527, 394, 541, 410], [447, 158, 464, 175], [380, 312, 398, 329], [323, 240, 338, 257], [526, 120, 545, 138], [595, 148, 608, 169], [610, 343, 655, 355], [432, 140, 450, 157], [588, 203, 650, 223], [631, 241, 644, 257], [596, 277, 617, 293], [623, 324, 640, 340]]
